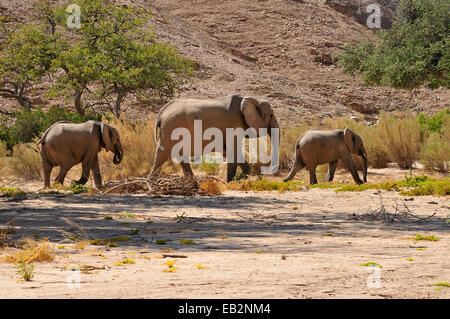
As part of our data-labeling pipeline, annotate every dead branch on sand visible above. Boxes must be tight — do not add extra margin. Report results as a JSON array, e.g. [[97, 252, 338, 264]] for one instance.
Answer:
[[351, 196, 437, 223], [104, 175, 226, 196]]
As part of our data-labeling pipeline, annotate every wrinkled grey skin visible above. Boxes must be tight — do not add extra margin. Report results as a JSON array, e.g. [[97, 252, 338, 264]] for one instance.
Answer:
[[37, 120, 123, 189], [150, 94, 279, 182], [283, 128, 367, 185]]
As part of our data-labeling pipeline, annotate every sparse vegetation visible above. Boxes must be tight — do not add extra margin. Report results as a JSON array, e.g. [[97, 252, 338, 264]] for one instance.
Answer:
[[338, 0, 449, 89], [4, 238, 55, 263], [114, 258, 135, 266], [15, 260, 35, 281], [359, 262, 382, 268], [414, 234, 440, 241], [179, 239, 195, 245], [0, 186, 26, 197]]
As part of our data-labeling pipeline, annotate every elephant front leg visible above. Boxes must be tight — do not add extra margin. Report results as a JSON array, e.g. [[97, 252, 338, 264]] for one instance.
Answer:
[[326, 160, 338, 182], [91, 155, 102, 189], [238, 161, 250, 176], [76, 158, 94, 185], [342, 154, 363, 185], [181, 162, 194, 178]]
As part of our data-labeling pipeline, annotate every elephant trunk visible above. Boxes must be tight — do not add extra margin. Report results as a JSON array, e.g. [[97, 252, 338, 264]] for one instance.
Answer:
[[113, 143, 123, 165], [268, 117, 280, 142]]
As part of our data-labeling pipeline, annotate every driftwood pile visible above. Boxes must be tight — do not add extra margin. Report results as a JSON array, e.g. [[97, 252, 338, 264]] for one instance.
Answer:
[[104, 175, 224, 196]]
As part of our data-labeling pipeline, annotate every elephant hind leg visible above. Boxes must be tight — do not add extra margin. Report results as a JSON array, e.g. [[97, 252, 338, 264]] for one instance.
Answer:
[[308, 167, 318, 185], [41, 158, 54, 188]]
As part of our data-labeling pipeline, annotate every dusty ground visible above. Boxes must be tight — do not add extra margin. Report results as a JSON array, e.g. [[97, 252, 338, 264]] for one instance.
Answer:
[[0, 167, 449, 299]]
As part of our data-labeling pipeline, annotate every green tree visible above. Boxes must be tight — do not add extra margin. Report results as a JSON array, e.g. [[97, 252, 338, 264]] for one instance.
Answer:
[[50, 0, 193, 116], [0, 21, 66, 110], [338, 0, 449, 89]]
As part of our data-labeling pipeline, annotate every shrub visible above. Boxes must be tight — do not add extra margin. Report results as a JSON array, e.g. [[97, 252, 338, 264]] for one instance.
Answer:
[[9, 142, 42, 179], [377, 112, 421, 169], [421, 131, 450, 173], [419, 111, 450, 173], [337, 0, 450, 89], [4, 238, 55, 263]]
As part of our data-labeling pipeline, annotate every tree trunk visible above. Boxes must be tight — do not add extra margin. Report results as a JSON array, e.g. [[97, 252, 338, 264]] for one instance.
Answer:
[[74, 87, 84, 115], [114, 91, 126, 118]]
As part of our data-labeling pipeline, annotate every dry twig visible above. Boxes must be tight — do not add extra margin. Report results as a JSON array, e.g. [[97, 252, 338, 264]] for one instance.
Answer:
[[351, 196, 437, 223]]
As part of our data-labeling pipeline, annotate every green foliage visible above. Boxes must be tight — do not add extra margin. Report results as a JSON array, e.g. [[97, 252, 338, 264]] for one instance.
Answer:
[[50, 0, 193, 116], [334, 176, 449, 196], [0, 186, 26, 197], [419, 110, 450, 173], [70, 184, 89, 194], [338, 0, 449, 89], [15, 260, 35, 281], [0, 21, 66, 110], [417, 108, 450, 136], [431, 282, 450, 287], [414, 234, 440, 241]]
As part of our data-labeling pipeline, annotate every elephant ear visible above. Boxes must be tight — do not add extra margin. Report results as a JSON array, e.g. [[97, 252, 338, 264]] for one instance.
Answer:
[[343, 127, 356, 152], [101, 122, 113, 152], [241, 97, 265, 130]]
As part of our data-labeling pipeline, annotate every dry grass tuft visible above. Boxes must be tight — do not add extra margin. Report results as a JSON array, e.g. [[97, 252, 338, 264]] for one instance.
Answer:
[[377, 112, 420, 169], [8, 142, 42, 179], [199, 178, 223, 195], [4, 238, 55, 263]]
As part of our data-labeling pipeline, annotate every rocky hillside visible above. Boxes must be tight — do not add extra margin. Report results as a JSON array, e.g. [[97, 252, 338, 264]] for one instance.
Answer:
[[0, 0, 448, 125]]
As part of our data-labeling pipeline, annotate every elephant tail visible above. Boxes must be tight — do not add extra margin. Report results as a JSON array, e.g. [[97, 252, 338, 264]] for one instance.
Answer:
[[154, 118, 161, 143]]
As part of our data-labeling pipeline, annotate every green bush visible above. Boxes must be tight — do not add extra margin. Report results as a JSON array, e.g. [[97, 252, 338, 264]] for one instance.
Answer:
[[338, 0, 449, 89], [420, 116, 450, 173]]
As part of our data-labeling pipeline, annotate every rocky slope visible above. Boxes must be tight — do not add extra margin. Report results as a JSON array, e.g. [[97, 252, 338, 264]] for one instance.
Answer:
[[0, 0, 448, 125]]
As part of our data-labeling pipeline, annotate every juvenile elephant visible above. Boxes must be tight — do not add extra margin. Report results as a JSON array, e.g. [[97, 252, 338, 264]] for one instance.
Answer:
[[150, 94, 279, 182], [283, 128, 367, 184], [37, 120, 123, 189]]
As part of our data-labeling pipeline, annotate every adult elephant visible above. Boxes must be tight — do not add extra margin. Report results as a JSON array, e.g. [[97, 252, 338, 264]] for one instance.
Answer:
[[150, 94, 279, 182], [283, 128, 367, 184], [37, 120, 123, 189]]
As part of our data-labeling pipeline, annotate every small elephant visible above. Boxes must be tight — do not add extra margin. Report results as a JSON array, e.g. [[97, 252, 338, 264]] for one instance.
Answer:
[[37, 120, 123, 189], [283, 128, 367, 184], [150, 94, 279, 182]]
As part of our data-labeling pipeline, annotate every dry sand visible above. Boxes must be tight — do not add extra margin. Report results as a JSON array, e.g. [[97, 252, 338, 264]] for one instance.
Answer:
[[0, 167, 449, 299]]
